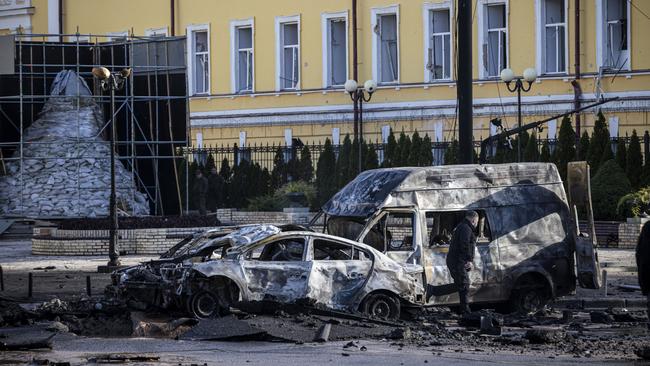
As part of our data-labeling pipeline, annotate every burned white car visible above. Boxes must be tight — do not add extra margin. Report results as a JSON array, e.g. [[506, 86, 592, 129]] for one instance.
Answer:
[[109, 225, 424, 319]]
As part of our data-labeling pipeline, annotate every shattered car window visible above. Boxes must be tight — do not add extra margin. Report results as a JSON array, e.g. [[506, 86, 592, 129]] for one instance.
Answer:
[[246, 238, 306, 262], [313, 239, 353, 260]]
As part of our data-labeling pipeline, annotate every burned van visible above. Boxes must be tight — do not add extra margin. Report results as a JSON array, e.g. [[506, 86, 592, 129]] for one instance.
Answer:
[[319, 163, 600, 313]]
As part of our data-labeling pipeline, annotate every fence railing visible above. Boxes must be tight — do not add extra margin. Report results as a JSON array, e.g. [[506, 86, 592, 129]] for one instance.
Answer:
[[182, 135, 645, 172]]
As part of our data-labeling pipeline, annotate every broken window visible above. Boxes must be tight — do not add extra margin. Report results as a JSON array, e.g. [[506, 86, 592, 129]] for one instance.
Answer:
[[428, 9, 451, 80], [542, 0, 566, 74], [281, 22, 299, 90], [326, 18, 347, 87], [426, 210, 492, 247], [363, 211, 415, 252], [191, 29, 210, 94], [603, 0, 629, 69], [377, 13, 398, 83], [313, 239, 353, 260], [246, 238, 306, 262], [236, 26, 253, 92], [484, 3, 507, 78]]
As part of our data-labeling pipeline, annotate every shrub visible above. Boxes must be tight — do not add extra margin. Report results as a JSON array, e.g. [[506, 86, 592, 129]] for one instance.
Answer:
[[627, 130, 643, 189], [587, 111, 610, 175], [555, 115, 576, 180], [591, 159, 632, 220], [246, 180, 317, 212], [523, 132, 539, 162], [578, 131, 590, 161], [616, 187, 650, 219], [315, 138, 337, 208]]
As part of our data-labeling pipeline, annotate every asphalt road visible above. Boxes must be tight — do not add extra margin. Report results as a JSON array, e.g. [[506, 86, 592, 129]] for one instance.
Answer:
[[0, 335, 645, 366]]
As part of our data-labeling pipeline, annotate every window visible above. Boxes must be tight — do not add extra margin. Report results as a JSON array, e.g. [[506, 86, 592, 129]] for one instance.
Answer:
[[539, 0, 567, 74], [427, 8, 451, 80], [363, 212, 415, 252], [314, 239, 371, 261], [481, 2, 508, 78], [276, 17, 300, 90], [235, 26, 253, 92], [187, 25, 210, 95], [245, 238, 306, 262], [598, 0, 629, 70], [425, 211, 492, 247], [323, 13, 348, 88], [375, 12, 399, 83]]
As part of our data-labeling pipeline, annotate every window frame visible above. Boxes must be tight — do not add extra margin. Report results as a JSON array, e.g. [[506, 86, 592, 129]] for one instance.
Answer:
[[230, 18, 255, 94], [243, 236, 308, 262], [478, 0, 509, 79], [536, 0, 569, 75], [275, 15, 301, 91], [144, 27, 169, 37], [186, 24, 211, 96], [423, 2, 454, 83], [596, 0, 631, 71], [321, 11, 349, 89], [371, 5, 400, 85]]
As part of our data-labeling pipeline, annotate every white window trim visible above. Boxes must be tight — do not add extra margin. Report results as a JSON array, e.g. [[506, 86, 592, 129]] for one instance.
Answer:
[[275, 15, 301, 92], [321, 11, 349, 89], [145, 27, 169, 37], [186, 23, 211, 96], [595, 0, 632, 71], [107, 31, 129, 41], [478, 0, 509, 79], [423, 1, 454, 83], [371, 5, 400, 85], [230, 18, 255, 94], [535, 0, 569, 76]]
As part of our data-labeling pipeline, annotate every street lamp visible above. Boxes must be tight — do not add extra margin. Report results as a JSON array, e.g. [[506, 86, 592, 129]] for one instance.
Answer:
[[92, 66, 131, 268], [345, 79, 377, 172], [500, 67, 537, 162]]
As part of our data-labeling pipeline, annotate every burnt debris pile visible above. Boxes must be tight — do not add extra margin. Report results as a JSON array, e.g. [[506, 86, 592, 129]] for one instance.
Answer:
[[0, 70, 149, 217]]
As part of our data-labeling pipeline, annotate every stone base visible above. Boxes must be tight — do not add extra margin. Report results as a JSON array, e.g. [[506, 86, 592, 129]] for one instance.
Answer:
[[618, 221, 646, 249]]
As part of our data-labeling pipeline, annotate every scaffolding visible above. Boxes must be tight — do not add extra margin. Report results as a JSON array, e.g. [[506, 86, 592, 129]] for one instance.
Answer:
[[0, 33, 189, 218]]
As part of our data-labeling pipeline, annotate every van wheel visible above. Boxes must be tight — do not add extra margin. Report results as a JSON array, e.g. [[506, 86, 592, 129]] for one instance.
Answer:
[[363, 293, 401, 320], [508, 280, 551, 314], [187, 291, 222, 319]]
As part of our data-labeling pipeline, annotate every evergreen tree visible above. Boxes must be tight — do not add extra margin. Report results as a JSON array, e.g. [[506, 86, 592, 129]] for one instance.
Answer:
[[600, 139, 615, 168], [364, 141, 379, 170], [578, 131, 590, 161], [408, 130, 422, 166], [204, 153, 216, 172], [555, 115, 576, 180], [336, 135, 353, 188], [627, 130, 643, 189], [350, 137, 360, 175], [271, 147, 287, 189], [316, 139, 337, 207], [518, 131, 530, 161], [218, 158, 232, 207], [642, 157, 650, 187], [591, 159, 632, 220], [396, 131, 411, 166], [298, 145, 314, 182], [383, 129, 397, 167], [587, 111, 610, 174], [615, 138, 627, 170], [444, 140, 459, 165], [523, 132, 539, 162], [540, 140, 551, 163], [420, 134, 434, 166]]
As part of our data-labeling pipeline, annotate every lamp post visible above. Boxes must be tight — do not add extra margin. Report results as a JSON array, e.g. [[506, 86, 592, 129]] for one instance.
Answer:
[[345, 79, 377, 173], [92, 66, 131, 268], [500, 68, 537, 162]]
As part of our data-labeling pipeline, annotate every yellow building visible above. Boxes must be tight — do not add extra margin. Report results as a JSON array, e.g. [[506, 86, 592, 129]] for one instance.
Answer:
[[2, 0, 650, 150]]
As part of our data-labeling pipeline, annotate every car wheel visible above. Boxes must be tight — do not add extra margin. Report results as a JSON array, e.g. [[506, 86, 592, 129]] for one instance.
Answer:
[[509, 284, 550, 314], [188, 291, 221, 319], [363, 293, 401, 320]]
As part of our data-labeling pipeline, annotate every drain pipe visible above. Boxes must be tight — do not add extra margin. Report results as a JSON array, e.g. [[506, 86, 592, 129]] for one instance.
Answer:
[[170, 0, 175, 36], [58, 0, 63, 41], [352, 0, 359, 148], [573, 0, 582, 152]]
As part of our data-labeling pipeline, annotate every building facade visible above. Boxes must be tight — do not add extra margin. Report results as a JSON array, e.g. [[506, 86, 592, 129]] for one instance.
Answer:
[[3, 0, 650, 150]]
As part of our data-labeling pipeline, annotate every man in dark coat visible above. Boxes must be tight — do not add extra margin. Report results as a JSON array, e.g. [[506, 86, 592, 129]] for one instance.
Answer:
[[636, 219, 650, 322], [446, 210, 479, 314], [193, 169, 208, 216], [207, 167, 224, 213]]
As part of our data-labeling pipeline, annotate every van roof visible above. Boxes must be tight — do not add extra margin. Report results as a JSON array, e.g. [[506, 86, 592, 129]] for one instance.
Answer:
[[322, 163, 567, 218]]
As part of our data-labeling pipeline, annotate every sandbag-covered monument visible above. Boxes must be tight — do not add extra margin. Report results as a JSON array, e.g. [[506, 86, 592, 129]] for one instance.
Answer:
[[0, 34, 188, 218]]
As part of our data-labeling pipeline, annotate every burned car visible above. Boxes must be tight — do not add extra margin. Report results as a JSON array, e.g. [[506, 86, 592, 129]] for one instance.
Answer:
[[109, 224, 424, 319]]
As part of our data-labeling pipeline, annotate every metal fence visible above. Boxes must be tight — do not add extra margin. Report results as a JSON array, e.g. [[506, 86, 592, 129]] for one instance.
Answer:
[[183, 134, 648, 172]]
